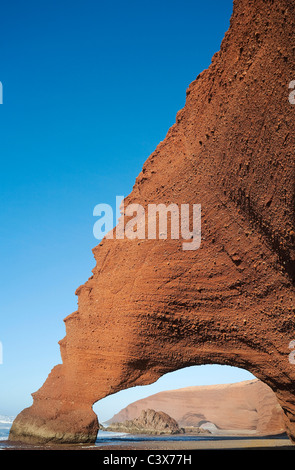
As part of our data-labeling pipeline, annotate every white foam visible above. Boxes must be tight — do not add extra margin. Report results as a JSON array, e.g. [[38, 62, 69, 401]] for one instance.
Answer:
[[96, 430, 128, 439], [0, 416, 14, 425]]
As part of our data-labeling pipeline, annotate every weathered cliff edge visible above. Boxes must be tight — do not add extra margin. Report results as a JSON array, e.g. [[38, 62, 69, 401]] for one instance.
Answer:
[[106, 409, 183, 435], [9, 0, 295, 444], [108, 379, 285, 436]]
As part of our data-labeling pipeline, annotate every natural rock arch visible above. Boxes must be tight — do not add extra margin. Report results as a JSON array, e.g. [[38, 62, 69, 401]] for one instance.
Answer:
[[93, 363, 255, 424], [9, 0, 295, 444]]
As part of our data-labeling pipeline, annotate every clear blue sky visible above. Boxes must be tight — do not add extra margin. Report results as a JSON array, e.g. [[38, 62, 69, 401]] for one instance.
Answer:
[[0, 0, 254, 420]]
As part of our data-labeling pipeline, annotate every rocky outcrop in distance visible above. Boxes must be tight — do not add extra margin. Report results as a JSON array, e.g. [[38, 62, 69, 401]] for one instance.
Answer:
[[105, 409, 183, 435], [9, 0, 295, 445]]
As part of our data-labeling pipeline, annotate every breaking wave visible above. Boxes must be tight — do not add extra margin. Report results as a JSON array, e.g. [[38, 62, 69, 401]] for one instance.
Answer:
[[0, 415, 14, 442]]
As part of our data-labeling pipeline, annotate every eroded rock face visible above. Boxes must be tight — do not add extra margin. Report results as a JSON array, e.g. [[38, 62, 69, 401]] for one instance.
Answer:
[[106, 409, 182, 435], [9, 0, 295, 444]]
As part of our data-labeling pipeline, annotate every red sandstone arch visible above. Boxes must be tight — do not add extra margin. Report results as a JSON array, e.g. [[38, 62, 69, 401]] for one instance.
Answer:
[[9, 0, 295, 444]]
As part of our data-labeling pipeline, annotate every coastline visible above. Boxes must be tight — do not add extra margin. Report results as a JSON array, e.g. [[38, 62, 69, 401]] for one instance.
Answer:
[[2, 434, 295, 451]]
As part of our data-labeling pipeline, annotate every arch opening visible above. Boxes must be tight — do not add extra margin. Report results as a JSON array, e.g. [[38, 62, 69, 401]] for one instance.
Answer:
[[93, 364, 285, 440]]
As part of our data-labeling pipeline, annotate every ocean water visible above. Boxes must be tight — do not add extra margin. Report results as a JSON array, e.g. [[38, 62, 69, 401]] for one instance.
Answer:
[[0, 415, 14, 447], [95, 430, 213, 445]]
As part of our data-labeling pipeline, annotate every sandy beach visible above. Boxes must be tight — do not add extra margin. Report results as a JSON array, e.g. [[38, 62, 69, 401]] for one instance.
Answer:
[[2, 435, 295, 451], [94, 437, 295, 451]]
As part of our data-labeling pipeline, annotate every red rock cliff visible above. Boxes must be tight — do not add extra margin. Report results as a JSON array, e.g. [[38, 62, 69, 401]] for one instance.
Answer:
[[9, 0, 295, 444]]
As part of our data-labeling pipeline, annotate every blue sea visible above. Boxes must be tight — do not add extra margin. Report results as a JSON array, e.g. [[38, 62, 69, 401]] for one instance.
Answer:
[[0, 416, 14, 448]]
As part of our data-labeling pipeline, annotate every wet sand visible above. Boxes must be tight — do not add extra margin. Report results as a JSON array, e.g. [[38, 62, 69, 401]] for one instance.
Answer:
[[95, 437, 295, 450], [2, 435, 295, 451], [94, 435, 295, 450]]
